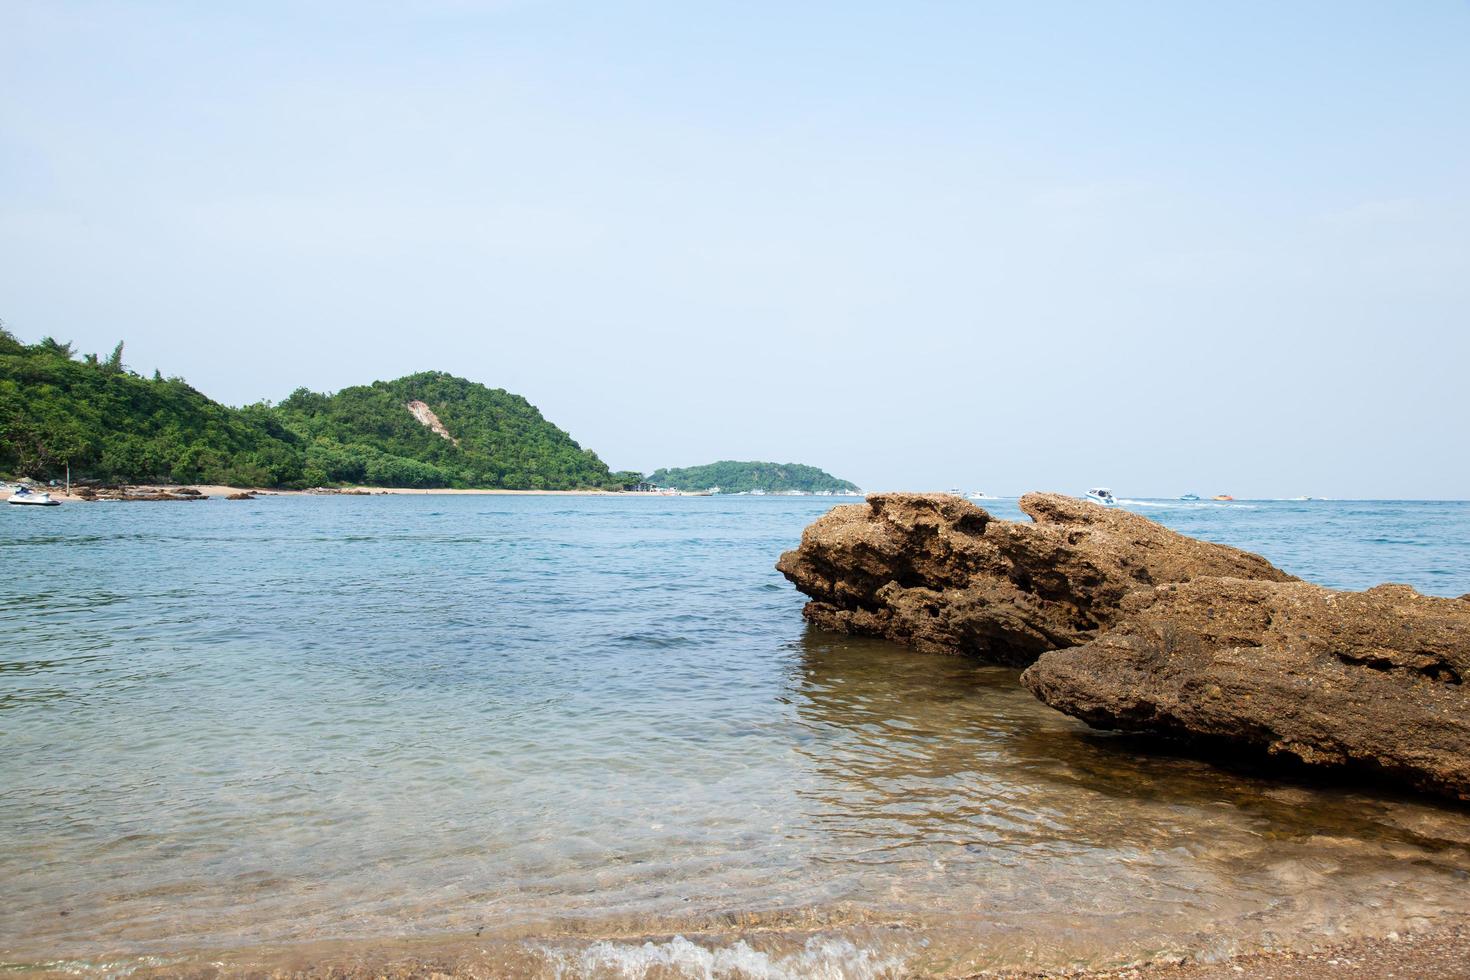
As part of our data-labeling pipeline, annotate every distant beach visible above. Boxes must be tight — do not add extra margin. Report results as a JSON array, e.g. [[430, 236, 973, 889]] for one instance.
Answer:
[[34, 484, 688, 502]]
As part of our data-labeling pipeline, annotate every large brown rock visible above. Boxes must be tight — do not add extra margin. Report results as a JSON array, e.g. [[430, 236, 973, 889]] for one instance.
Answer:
[[1021, 579, 1470, 800], [775, 492, 1294, 666]]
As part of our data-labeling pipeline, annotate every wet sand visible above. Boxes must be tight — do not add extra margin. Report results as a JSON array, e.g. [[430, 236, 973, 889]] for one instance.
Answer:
[[1085, 920, 1470, 980], [34, 920, 1463, 979]]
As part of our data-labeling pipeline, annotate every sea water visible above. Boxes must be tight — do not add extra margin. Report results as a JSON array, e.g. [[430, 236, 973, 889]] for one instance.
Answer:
[[2, 496, 1468, 976]]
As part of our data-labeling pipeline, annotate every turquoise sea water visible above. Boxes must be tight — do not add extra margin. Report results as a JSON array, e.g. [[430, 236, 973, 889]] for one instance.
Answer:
[[2, 496, 1469, 976]]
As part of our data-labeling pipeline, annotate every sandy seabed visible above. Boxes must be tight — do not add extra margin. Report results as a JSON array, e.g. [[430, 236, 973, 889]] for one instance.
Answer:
[[13, 489, 1469, 977]]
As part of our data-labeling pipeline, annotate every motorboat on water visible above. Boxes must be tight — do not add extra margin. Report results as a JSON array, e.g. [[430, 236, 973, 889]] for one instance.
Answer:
[[7, 486, 59, 506], [1179, 493, 1201, 501], [966, 491, 990, 500], [1084, 488, 1118, 506], [1213, 493, 1235, 501]]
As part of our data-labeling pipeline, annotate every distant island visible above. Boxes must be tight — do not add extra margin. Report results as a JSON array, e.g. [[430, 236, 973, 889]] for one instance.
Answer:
[[648, 461, 859, 495], [0, 328, 643, 491]]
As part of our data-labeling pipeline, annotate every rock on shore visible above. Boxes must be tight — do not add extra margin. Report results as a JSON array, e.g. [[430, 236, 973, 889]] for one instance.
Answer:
[[779, 492, 1470, 800], [74, 485, 209, 502], [775, 492, 1293, 665], [1021, 578, 1470, 800]]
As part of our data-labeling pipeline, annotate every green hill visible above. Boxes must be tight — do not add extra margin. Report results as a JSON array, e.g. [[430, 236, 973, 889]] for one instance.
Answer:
[[648, 460, 859, 494], [0, 332, 305, 487], [276, 372, 628, 490], [0, 329, 641, 491]]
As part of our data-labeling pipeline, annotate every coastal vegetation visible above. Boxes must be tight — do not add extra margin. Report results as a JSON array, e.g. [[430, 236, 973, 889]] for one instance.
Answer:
[[0, 328, 640, 490], [648, 460, 859, 494], [0, 329, 306, 487], [275, 373, 629, 490]]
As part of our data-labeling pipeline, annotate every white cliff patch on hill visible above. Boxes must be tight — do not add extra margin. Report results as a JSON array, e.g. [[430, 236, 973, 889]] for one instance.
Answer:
[[406, 400, 458, 444]]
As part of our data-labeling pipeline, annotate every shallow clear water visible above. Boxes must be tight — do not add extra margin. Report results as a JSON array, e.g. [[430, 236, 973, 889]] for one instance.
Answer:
[[2, 496, 1469, 976]]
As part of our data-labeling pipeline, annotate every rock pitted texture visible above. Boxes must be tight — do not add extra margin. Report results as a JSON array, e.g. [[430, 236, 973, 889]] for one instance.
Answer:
[[780, 492, 1470, 800], [1021, 580, 1470, 800], [775, 492, 1294, 666]]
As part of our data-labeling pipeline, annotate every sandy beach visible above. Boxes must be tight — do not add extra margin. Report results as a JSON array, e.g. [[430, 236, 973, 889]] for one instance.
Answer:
[[1084, 920, 1470, 980], [66, 918, 1470, 979], [22, 484, 669, 503]]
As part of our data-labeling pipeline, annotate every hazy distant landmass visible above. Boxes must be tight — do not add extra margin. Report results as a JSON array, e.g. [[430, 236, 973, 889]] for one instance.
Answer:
[[648, 460, 859, 494], [0, 330, 643, 491]]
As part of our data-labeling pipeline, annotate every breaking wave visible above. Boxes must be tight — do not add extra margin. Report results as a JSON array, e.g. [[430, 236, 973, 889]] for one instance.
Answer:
[[548, 935, 907, 979]]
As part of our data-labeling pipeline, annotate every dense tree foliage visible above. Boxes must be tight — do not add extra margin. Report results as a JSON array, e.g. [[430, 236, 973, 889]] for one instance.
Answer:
[[648, 460, 859, 494], [0, 328, 305, 486], [275, 372, 620, 490], [0, 330, 636, 490]]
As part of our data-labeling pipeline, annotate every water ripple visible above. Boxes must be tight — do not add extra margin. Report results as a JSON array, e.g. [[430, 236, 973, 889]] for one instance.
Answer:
[[1, 496, 1468, 971]]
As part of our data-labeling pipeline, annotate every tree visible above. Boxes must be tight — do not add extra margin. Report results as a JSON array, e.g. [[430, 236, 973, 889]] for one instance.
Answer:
[[37, 336, 75, 359], [0, 414, 88, 478], [607, 470, 646, 490], [101, 341, 125, 375]]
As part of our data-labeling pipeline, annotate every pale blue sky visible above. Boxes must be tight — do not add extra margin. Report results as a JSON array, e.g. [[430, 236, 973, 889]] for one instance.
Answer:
[[3, 2, 1466, 497]]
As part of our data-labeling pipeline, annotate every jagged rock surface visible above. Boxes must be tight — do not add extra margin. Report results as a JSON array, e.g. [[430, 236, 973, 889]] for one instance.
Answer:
[[78, 485, 209, 502], [1021, 579, 1470, 800], [780, 493, 1470, 799], [775, 492, 1294, 666]]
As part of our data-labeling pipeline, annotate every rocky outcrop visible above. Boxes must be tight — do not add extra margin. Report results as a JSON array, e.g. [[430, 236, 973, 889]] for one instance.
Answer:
[[406, 400, 458, 444], [226, 491, 257, 500], [775, 492, 1294, 665], [78, 485, 209, 502], [779, 492, 1470, 800], [1021, 579, 1470, 800]]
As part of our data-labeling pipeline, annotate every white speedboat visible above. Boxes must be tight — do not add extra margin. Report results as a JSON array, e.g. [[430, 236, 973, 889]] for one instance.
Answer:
[[1084, 487, 1118, 506], [967, 491, 990, 500], [8, 486, 59, 506]]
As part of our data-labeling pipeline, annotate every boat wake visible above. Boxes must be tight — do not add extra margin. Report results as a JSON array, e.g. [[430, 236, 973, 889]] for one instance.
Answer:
[[1117, 498, 1259, 510]]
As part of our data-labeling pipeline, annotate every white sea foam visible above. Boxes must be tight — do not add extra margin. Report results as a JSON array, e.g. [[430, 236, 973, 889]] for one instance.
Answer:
[[549, 934, 907, 979]]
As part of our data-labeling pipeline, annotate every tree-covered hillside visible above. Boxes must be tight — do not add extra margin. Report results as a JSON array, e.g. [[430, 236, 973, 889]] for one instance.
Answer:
[[276, 372, 629, 490], [0, 330, 305, 486], [648, 460, 859, 494], [0, 327, 642, 491]]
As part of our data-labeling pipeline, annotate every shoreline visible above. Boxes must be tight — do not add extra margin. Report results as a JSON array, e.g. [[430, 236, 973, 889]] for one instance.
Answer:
[[25, 484, 698, 502], [18, 485, 1469, 504], [1085, 919, 1470, 979], [19, 918, 1470, 978]]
